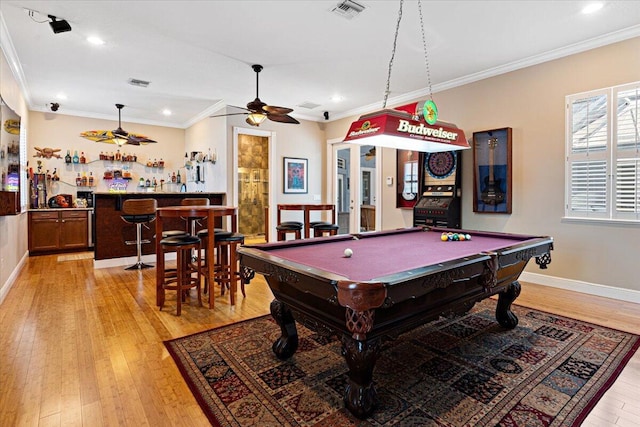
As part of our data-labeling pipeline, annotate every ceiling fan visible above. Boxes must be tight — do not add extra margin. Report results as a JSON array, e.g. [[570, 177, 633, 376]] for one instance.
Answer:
[[211, 64, 300, 127], [80, 104, 157, 146]]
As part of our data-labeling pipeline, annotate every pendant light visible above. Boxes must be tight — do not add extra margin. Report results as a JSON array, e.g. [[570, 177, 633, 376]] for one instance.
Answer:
[[343, 0, 469, 153]]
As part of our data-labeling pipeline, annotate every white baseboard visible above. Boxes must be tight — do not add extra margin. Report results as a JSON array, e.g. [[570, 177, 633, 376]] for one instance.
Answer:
[[93, 253, 175, 269], [0, 251, 29, 305], [520, 272, 640, 304]]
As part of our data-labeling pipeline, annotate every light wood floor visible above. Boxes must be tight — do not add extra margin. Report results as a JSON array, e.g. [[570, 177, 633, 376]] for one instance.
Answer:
[[1, 251, 638, 426]]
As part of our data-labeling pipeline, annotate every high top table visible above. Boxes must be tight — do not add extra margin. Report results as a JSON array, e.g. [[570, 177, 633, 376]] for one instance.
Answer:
[[276, 204, 336, 239], [155, 205, 237, 309]]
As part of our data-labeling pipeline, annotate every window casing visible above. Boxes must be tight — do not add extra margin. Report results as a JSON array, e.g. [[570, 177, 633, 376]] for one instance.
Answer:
[[565, 82, 640, 222]]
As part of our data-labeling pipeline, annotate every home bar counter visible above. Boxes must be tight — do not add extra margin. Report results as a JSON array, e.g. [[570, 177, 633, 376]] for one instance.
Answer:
[[93, 192, 225, 261]]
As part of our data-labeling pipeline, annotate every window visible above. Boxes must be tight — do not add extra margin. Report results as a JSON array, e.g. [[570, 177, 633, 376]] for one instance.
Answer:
[[566, 82, 640, 222]]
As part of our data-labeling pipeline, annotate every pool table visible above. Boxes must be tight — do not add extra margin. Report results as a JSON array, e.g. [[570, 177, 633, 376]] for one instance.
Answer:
[[238, 226, 553, 418]]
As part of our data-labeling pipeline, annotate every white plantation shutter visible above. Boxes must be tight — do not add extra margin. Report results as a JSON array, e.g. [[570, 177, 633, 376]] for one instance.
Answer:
[[566, 89, 610, 218], [566, 82, 640, 221], [614, 85, 640, 219], [615, 159, 639, 214], [569, 161, 607, 213]]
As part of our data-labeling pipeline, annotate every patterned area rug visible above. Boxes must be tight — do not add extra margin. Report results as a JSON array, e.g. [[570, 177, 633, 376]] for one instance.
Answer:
[[165, 300, 639, 426]]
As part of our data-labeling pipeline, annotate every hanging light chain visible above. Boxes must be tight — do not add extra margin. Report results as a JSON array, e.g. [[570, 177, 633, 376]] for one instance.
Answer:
[[383, 0, 404, 108], [418, 0, 434, 101]]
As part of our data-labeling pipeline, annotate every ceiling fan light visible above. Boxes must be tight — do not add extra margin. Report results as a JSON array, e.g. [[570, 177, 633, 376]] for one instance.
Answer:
[[247, 112, 267, 126]]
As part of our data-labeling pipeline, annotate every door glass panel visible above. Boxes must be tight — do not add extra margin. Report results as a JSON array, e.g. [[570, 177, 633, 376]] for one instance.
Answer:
[[336, 147, 350, 234], [359, 145, 376, 231], [333, 143, 377, 234]]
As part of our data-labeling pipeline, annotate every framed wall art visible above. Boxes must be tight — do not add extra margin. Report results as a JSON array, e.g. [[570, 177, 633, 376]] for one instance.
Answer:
[[473, 127, 512, 213], [283, 157, 308, 194]]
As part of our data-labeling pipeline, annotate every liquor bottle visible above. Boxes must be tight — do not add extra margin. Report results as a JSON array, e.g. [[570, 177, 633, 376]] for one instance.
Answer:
[[145, 178, 151, 187], [80, 152, 86, 163], [158, 158, 165, 168], [152, 158, 158, 168], [76, 173, 82, 186], [171, 172, 176, 183], [88, 172, 94, 186], [65, 150, 72, 164], [115, 149, 121, 161], [81, 172, 88, 186], [176, 170, 181, 184], [152, 176, 157, 187], [72, 150, 79, 163]]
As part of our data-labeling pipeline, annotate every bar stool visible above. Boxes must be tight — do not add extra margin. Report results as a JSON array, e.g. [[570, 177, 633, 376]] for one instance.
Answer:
[[182, 198, 210, 235], [276, 221, 303, 241], [158, 235, 202, 316], [121, 198, 157, 270], [313, 223, 340, 237], [214, 232, 246, 305], [310, 221, 331, 235], [196, 228, 232, 296]]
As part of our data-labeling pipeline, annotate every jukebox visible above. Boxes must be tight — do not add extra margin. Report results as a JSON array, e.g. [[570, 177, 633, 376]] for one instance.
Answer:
[[413, 150, 462, 228]]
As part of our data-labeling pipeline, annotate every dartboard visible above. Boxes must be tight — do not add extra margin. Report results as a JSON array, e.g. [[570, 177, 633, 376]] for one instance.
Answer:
[[426, 151, 456, 179]]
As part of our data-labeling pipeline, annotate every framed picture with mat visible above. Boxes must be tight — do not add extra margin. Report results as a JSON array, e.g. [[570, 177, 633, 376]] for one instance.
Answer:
[[473, 127, 512, 213]]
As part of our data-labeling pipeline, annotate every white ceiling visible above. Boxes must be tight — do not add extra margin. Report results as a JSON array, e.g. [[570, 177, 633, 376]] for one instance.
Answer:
[[1, 1, 639, 129]]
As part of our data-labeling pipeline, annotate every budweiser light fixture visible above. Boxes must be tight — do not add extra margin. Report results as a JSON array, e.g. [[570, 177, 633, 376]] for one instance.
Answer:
[[343, 108, 469, 153]]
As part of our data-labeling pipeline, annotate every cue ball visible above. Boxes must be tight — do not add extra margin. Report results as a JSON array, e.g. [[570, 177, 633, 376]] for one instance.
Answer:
[[344, 248, 353, 258]]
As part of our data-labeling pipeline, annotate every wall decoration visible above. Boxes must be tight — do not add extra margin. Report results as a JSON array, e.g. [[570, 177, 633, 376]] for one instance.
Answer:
[[33, 147, 62, 159], [396, 150, 420, 209], [473, 127, 512, 213], [283, 157, 308, 194]]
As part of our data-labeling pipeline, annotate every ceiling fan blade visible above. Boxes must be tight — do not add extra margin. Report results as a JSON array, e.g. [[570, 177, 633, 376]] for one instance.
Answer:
[[264, 105, 293, 115], [267, 114, 300, 124], [210, 112, 249, 118]]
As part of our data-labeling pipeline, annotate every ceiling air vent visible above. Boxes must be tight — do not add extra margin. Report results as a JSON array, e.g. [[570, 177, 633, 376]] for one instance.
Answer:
[[331, 0, 366, 20], [297, 101, 321, 110], [128, 78, 150, 88]]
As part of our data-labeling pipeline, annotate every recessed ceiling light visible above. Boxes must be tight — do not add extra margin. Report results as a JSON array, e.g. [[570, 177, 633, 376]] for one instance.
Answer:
[[331, 95, 344, 103], [582, 2, 604, 14], [87, 36, 105, 45], [162, 109, 172, 116], [56, 93, 67, 100]]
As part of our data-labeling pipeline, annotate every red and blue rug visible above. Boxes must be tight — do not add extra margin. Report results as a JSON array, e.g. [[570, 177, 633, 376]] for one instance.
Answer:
[[165, 300, 639, 426]]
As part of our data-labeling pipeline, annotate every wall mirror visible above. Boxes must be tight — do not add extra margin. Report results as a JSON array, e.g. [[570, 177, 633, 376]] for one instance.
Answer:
[[0, 95, 22, 215]]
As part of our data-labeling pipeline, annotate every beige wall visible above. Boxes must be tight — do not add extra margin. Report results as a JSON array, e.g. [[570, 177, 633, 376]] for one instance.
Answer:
[[326, 37, 640, 294], [28, 112, 185, 193], [224, 112, 328, 211], [185, 114, 227, 193]]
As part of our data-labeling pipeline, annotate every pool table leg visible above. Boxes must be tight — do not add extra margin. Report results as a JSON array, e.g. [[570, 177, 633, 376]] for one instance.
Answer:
[[496, 281, 522, 329], [341, 336, 380, 419], [270, 299, 299, 359]]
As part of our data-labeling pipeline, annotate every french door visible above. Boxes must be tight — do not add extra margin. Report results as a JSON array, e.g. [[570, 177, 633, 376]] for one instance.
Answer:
[[330, 142, 379, 234]]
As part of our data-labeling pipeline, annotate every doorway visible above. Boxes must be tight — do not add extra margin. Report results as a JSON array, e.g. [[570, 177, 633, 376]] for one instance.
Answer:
[[236, 133, 269, 238], [331, 142, 379, 234]]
